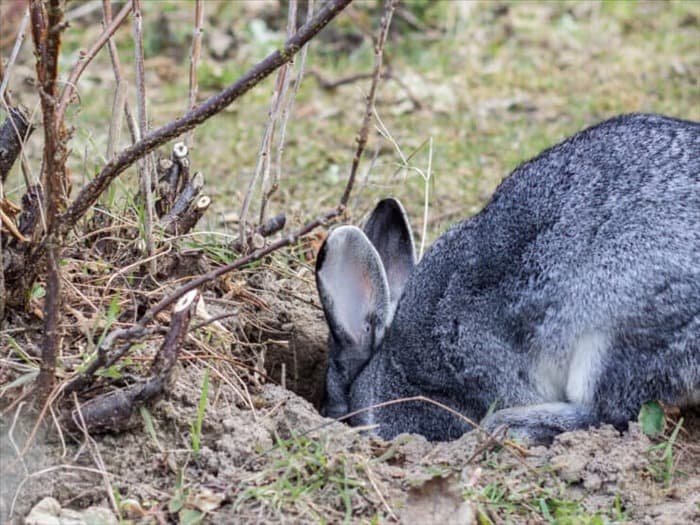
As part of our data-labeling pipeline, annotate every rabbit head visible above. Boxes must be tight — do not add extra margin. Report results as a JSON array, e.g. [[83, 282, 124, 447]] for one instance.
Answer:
[[316, 198, 416, 420]]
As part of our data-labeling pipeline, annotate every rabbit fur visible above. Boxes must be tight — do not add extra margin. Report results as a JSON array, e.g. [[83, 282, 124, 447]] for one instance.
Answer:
[[316, 114, 700, 444]]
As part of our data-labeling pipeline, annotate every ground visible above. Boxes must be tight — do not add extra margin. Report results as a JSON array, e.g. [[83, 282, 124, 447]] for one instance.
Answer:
[[0, 1, 699, 523]]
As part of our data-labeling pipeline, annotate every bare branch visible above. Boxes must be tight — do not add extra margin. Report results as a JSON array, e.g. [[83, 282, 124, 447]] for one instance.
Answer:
[[57, 0, 354, 240], [258, 0, 302, 226], [240, 0, 299, 246], [341, 0, 397, 207], [0, 6, 30, 105], [105, 80, 127, 160], [268, 0, 316, 215], [30, 0, 68, 402], [184, 0, 204, 147], [149, 289, 199, 375], [132, 0, 155, 264], [55, 1, 132, 125], [102, 0, 137, 144]]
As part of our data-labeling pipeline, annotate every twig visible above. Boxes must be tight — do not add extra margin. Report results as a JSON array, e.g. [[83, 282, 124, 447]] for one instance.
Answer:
[[9, 465, 115, 519], [232, 212, 286, 252], [0, 207, 29, 242], [364, 462, 398, 521], [64, 0, 102, 21], [0, 6, 30, 105], [420, 137, 433, 258], [340, 0, 397, 207], [307, 68, 388, 90], [184, 0, 204, 147], [56, 0, 354, 241], [259, 0, 307, 226], [1, 380, 64, 481], [0, 107, 34, 183], [102, 0, 137, 144], [64, 290, 199, 433], [30, 0, 68, 402], [105, 79, 127, 160], [240, 0, 299, 247], [132, 0, 155, 265], [54, 1, 132, 125]]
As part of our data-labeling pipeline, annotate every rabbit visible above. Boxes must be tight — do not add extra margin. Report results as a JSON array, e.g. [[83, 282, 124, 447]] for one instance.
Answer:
[[315, 113, 700, 444]]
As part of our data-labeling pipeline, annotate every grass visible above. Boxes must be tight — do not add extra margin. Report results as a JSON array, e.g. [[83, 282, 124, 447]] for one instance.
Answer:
[[232, 434, 381, 524], [646, 417, 686, 488], [470, 478, 629, 524], [190, 367, 210, 457]]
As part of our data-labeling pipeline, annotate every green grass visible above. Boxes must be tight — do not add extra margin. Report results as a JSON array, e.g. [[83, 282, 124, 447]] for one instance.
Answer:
[[467, 466, 630, 524], [232, 435, 381, 524], [646, 417, 686, 488], [190, 367, 210, 457]]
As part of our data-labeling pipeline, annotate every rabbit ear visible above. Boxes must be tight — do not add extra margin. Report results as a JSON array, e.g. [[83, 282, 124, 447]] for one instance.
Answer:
[[316, 226, 391, 353], [363, 198, 416, 314]]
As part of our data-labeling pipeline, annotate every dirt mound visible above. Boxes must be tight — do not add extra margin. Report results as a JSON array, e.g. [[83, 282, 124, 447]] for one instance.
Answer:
[[3, 344, 699, 524]]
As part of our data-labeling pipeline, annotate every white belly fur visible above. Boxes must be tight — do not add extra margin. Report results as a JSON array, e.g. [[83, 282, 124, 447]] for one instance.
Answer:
[[534, 331, 608, 404], [566, 332, 608, 404]]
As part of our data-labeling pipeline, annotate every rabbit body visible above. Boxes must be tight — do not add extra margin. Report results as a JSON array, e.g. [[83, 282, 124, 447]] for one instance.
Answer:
[[316, 114, 700, 443]]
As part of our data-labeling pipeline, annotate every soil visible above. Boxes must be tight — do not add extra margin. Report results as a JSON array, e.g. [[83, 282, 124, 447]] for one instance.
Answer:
[[2, 281, 699, 524]]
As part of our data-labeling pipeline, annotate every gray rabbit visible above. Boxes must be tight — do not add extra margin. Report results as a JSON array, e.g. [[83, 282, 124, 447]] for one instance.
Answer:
[[316, 114, 700, 444]]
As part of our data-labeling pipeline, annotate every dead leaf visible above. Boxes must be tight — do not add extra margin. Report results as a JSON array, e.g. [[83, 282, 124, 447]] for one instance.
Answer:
[[400, 475, 475, 525]]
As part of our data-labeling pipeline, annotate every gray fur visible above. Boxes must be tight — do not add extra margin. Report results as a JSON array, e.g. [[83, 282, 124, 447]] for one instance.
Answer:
[[316, 114, 700, 443]]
